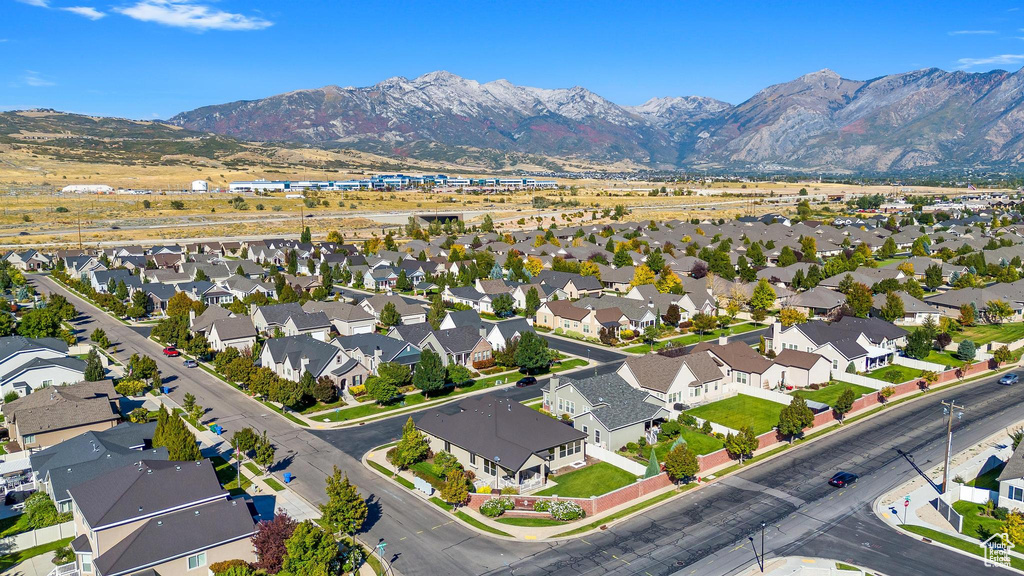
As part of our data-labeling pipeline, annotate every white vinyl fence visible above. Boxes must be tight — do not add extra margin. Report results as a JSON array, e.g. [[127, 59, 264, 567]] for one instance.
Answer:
[[0, 521, 75, 552], [831, 371, 890, 390], [931, 495, 963, 533], [892, 355, 946, 372], [586, 443, 647, 476], [737, 387, 793, 406]]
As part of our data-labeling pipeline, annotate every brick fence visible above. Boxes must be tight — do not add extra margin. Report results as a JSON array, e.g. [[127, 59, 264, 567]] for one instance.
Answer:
[[466, 472, 673, 517], [695, 359, 994, 473]]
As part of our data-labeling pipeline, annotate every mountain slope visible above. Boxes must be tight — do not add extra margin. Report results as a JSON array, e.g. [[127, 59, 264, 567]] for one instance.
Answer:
[[170, 68, 1024, 172]]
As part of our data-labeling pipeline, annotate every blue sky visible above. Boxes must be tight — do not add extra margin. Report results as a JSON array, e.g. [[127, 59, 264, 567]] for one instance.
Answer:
[[3, 0, 1024, 119]]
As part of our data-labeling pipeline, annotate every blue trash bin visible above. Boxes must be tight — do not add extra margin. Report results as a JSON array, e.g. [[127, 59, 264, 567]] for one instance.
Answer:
[[283, 472, 293, 484], [160, 386, 170, 394]]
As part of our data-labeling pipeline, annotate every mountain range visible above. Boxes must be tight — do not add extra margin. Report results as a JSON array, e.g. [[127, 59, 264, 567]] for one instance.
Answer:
[[169, 68, 1024, 174]]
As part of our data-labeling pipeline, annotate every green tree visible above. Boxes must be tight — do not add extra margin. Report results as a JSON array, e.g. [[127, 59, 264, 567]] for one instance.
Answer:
[[0, 312, 13, 337], [749, 279, 776, 311], [878, 237, 897, 259], [833, 387, 856, 422], [379, 301, 402, 327], [692, 312, 717, 337], [492, 293, 515, 317], [747, 242, 766, 267], [513, 331, 551, 373], [412, 348, 446, 394], [524, 286, 542, 317], [441, 466, 470, 509], [924, 264, 943, 290], [83, 348, 105, 381], [365, 376, 398, 404], [777, 246, 797, 267], [427, 294, 446, 330], [282, 521, 341, 576], [904, 329, 932, 360], [613, 245, 633, 268], [664, 443, 699, 484], [725, 426, 757, 464], [879, 292, 905, 322], [395, 269, 412, 292], [391, 416, 429, 470], [956, 340, 976, 362], [994, 345, 1013, 365], [777, 396, 815, 442], [986, 300, 1013, 325], [231, 427, 259, 454], [845, 282, 873, 318], [320, 466, 367, 536], [254, 431, 276, 472], [153, 406, 202, 461], [300, 226, 312, 244]]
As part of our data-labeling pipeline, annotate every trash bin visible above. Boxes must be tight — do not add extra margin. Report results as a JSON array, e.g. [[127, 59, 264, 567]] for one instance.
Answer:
[[283, 472, 293, 484], [160, 386, 170, 394]]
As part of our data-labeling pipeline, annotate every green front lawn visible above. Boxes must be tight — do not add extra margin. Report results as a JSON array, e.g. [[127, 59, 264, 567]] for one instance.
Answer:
[[953, 501, 1005, 542], [794, 383, 875, 407], [967, 463, 1004, 491], [685, 395, 784, 435], [865, 364, 923, 383], [924, 350, 967, 368], [535, 462, 636, 498], [957, 322, 1024, 345], [211, 456, 251, 494], [646, 427, 725, 462], [550, 358, 588, 373], [900, 525, 1024, 571]]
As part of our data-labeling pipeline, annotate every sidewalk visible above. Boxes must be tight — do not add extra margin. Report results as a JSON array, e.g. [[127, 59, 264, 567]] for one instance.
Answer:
[[734, 556, 878, 576]]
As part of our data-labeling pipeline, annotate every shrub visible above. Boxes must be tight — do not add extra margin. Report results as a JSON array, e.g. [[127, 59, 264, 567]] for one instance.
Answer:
[[349, 384, 366, 397], [533, 500, 551, 512], [3, 391, 19, 404], [114, 378, 148, 397], [678, 413, 698, 428], [619, 329, 635, 340], [210, 560, 251, 575], [658, 420, 681, 440], [624, 442, 639, 453], [501, 486, 519, 495], [477, 485, 492, 494], [472, 358, 495, 370], [994, 507, 1010, 521], [547, 500, 585, 521], [479, 497, 514, 517]]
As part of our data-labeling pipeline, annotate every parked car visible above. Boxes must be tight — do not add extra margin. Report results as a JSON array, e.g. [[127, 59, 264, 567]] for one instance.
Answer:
[[162, 347, 180, 357], [182, 359, 198, 368], [828, 471, 858, 488], [515, 376, 538, 388], [1000, 373, 1019, 386]]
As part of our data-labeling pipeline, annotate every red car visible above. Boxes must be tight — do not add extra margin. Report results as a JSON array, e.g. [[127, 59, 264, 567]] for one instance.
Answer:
[[162, 347, 180, 357]]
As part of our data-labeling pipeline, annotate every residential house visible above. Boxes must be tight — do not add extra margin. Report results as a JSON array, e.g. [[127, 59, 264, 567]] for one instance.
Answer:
[[485, 318, 535, 351], [617, 351, 727, 410], [388, 324, 492, 368], [544, 373, 668, 451], [535, 300, 601, 337], [281, 310, 331, 341], [998, 439, 1024, 512], [359, 295, 427, 325], [302, 301, 376, 336], [511, 283, 558, 311], [333, 332, 421, 375], [30, 422, 168, 513], [363, 267, 399, 291], [535, 270, 603, 299], [259, 334, 347, 385], [188, 305, 232, 336], [871, 291, 942, 325], [788, 286, 846, 318], [3, 249, 49, 271], [442, 286, 495, 314], [439, 309, 482, 330], [772, 349, 833, 389], [66, 460, 256, 576], [2, 380, 121, 450], [208, 317, 258, 353], [0, 355, 86, 398], [766, 316, 908, 374], [416, 396, 587, 492]]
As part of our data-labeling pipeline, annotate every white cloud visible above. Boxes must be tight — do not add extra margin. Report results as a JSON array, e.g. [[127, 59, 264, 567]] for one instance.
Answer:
[[956, 54, 1024, 69], [15, 0, 50, 7], [22, 70, 56, 87], [62, 6, 104, 19], [948, 30, 997, 35], [115, 0, 272, 31]]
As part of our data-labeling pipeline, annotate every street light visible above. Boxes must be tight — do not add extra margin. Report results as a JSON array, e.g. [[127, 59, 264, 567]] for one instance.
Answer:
[[760, 521, 766, 572]]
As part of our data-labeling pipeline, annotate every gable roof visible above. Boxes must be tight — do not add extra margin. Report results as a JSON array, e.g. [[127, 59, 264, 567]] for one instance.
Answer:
[[0, 336, 68, 363], [210, 317, 257, 341], [262, 334, 341, 377], [3, 380, 120, 435], [302, 301, 374, 323], [69, 459, 225, 529], [690, 341, 773, 375], [443, 309, 482, 328], [416, 396, 586, 473], [189, 305, 232, 334], [774, 348, 827, 370], [555, 373, 666, 431]]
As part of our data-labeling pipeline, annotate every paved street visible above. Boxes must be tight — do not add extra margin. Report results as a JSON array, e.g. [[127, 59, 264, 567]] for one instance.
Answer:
[[32, 274, 1022, 576]]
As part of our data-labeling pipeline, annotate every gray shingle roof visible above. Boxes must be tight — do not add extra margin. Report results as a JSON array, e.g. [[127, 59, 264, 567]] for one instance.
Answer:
[[557, 373, 666, 431], [0, 336, 68, 363], [3, 380, 120, 436], [93, 498, 254, 576], [69, 460, 225, 529], [210, 316, 257, 341], [263, 335, 340, 377], [1, 355, 86, 383], [416, 396, 586, 473]]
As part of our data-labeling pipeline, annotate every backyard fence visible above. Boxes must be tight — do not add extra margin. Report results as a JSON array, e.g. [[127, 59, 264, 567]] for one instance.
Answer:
[[586, 444, 647, 476], [465, 472, 673, 516], [831, 371, 890, 390], [892, 355, 946, 372], [0, 521, 75, 553], [737, 387, 793, 406]]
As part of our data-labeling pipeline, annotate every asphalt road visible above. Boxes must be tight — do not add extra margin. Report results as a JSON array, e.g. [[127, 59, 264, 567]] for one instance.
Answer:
[[33, 274, 1021, 576]]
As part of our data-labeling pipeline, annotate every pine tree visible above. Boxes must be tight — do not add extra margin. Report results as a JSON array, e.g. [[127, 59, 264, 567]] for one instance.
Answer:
[[84, 348, 105, 381]]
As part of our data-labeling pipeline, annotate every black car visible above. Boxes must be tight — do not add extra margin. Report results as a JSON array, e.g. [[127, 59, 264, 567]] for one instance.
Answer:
[[828, 471, 858, 487], [515, 376, 538, 388]]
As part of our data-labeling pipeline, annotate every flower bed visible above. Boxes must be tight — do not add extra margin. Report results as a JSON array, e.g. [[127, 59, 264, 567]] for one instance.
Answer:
[[479, 497, 515, 518]]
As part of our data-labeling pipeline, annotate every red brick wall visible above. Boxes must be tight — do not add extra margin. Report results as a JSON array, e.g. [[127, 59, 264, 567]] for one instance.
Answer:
[[465, 473, 674, 516]]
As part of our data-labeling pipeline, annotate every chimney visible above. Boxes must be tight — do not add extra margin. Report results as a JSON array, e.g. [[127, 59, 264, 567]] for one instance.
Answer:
[[549, 377, 559, 390], [300, 356, 309, 374], [189, 309, 196, 322], [648, 298, 654, 309], [479, 324, 488, 338], [374, 346, 382, 361]]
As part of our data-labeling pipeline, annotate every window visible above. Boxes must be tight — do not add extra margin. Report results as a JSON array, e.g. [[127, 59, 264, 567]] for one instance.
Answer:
[[1011, 486, 1024, 502], [595, 430, 601, 444], [483, 459, 496, 476], [582, 425, 588, 435], [566, 401, 575, 415], [444, 441, 451, 452], [41, 379, 52, 388], [558, 398, 564, 412], [735, 372, 747, 385], [23, 434, 35, 445], [469, 453, 476, 466], [832, 360, 839, 370], [80, 553, 92, 573], [187, 552, 206, 571]]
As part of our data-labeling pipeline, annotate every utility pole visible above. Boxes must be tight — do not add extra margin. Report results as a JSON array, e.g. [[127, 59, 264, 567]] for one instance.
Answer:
[[940, 399, 966, 494]]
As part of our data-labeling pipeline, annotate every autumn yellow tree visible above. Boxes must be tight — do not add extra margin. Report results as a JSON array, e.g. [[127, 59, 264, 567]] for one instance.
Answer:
[[525, 257, 544, 277], [630, 264, 656, 288], [533, 236, 547, 248], [448, 244, 467, 261], [579, 261, 600, 279], [897, 261, 915, 276], [656, 268, 682, 293], [779, 307, 808, 327]]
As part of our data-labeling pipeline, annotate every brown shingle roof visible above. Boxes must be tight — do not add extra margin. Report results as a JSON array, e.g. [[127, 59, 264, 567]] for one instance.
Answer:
[[543, 300, 591, 322], [623, 354, 684, 393], [4, 380, 120, 436], [692, 341, 773, 374], [774, 348, 827, 370]]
